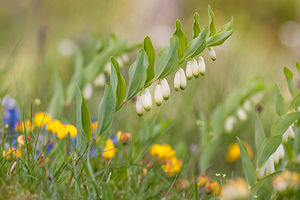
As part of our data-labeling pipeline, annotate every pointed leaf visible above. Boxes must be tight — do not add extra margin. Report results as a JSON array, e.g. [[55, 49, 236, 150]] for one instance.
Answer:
[[156, 36, 179, 79], [289, 92, 300, 110], [218, 16, 234, 33], [271, 112, 300, 136], [208, 5, 216, 36], [274, 84, 286, 116], [254, 114, 266, 152], [97, 84, 116, 135], [173, 20, 187, 59], [206, 30, 233, 47], [257, 135, 282, 167], [283, 67, 297, 97], [237, 137, 256, 186], [193, 13, 201, 39], [76, 87, 92, 155], [184, 28, 208, 58], [144, 37, 156, 85], [127, 50, 148, 99], [110, 57, 126, 108]]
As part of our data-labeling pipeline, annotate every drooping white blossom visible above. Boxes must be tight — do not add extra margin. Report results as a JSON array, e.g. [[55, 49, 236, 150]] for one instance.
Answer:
[[225, 116, 236, 133], [208, 47, 216, 61], [136, 94, 144, 116], [161, 79, 170, 100], [185, 61, 193, 80], [237, 108, 247, 121], [178, 68, 187, 90], [141, 88, 152, 111], [282, 125, 295, 143], [93, 73, 106, 87], [174, 71, 181, 91], [198, 56, 206, 75], [154, 84, 163, 106]]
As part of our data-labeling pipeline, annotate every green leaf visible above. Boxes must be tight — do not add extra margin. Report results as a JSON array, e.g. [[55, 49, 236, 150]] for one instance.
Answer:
[[218, 16, 234, 32], [75, 87, 92, 156], [283, 67, 297, 97], [208, 5, 216, 36], [110, 57, 126, 108], [156, 36, 179, 79], [237, 137, 256, 186], [184, 28, 208, 58], [97, 84, 116, 135], [289, 92, 300, 110], [296, 60, 300, 77], [257, 135, 282, 167], [254, 114, 266, 152], [206, 30, 233, 47], [199, 137, 220, 173], [173, 20, 187, 59], [271, 112, 300, 136], [193, 13, 201, 39], [144, 37, 156, 85], [127, 50, 148, 99], [48, 73, 64, 119], [274, 84, 286, 116]]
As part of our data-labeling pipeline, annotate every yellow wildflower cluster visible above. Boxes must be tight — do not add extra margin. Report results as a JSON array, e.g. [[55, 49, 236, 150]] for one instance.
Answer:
[[2, 147, 22, 159], [226, 142, 253, 163], [197, 175, 220, 195], [150, 144, 182, 176], [34, 112, 77, 139], [103, 139, 117, 159], [150, 144, 176, 159], [15, 120, 32, 132]]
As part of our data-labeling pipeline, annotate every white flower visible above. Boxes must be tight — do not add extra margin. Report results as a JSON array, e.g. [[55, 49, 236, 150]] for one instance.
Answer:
[[154, 84, 163, 106], [57, 39, 75, 56], [251, 92, 264, 104], [93, 73, 106, 87], [83, 83, 93, 100], [136, 94, 144, 116], [174, 71, 181, 91], [208, 47, 216, 61], [198, 56, 206, 75], [116, 57, 124, 68], [161, 79, 170, 100], [237, 108, 247, 121], [282, 125, 295, 143], [271, 144, 284, 164], [225, 116, 236, 133], [190, 58, 199, 78], [265, 157, 275, 175], [179, 68, 187, 90], [141, 88, 152, 111], [257, 165, 266, 179], [104, 62, 111, 75], [185, 61, 193, 80], [242, 100, 252, 112]]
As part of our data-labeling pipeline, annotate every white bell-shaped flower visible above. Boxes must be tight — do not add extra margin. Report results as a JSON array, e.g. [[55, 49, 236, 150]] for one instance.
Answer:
[[208, 47, 216, 61], [154, 84, 163, 106], [93, 73, 106, 87], [257, 165, 266, 179], [161, 79, 170, 100], [198, 56, 206, 76], [265, 157, 275, 175], [185, 61, 193, 80], [242, 100, 252, 112], [136, 94, 144, 116], [190, 58, 199, 78], [174, 71, 181, 91], [225, 116, 236, 133], [277, 144, 285, 160], [141, 88, 152, 111], [237, 108, 247, 121], [83, 83, 93, 100], [179, 68, 187, 90], [282, 125, 295, 143]]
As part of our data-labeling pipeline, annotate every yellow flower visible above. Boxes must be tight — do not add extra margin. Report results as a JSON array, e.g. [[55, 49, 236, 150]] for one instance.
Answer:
[[3, 148, 22, 159], [103, 139, 117, 159], [34, 112, 52, 127], [116, 130, 131, 144], [57, 127, 68, 139], [15, 120, 32, 132], [162, 157, 182, 176], [47, 120, 63, 134], [197, 175, 210, 187], [92, 121, 98, 132], [64, 124, 77, 138], [150, 144, 176, 160], [206, 180, 220, 195], [226, 143, 253, 163]]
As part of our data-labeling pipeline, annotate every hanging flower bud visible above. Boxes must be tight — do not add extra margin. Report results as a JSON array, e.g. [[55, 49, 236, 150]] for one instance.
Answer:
[[265, 157, 275, 175], [243, 100, 251, 112], [191, 58, 200, 78], [272, 151, 280, 164], [225, 116, 236, 133], [237, 108, 247, 121], [93, 73, 106, 87], [161, 79, 170, 100], [136, 94, 144, 116], [282, 125, 295, 143], [174, 71, 181, 91], [154, 84, 163, 106], [179, 68, 187, 90], [83, 83, 93, 100], [208, 47, 216, 61], [277, 144, 285, 160], [186, 60, 193, 80], [198, 56, 206, 76], [141, 88, 152, 111], [257, 166, 266, 179]]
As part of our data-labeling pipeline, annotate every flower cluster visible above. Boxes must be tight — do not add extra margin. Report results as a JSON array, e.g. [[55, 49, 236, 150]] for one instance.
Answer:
[[272, 170, 300, 194], [196, 175, 220, 195], [150, 144, 182, 176]]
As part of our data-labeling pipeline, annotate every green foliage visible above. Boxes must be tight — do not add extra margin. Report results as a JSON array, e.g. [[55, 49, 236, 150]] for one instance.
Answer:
[[110, 57, 126, 108], [192, 13, 201, 39], [271, 112, 300, 136], [274, 84, 286, 116], [173, 20, 187, 59], [144, 37, 156, 85], [257, 135, 281, 167], [283, 67, 297, 97]]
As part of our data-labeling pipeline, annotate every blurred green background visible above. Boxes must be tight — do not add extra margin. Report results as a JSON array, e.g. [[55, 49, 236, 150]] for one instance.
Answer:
[[1, 0, 300, 176]]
